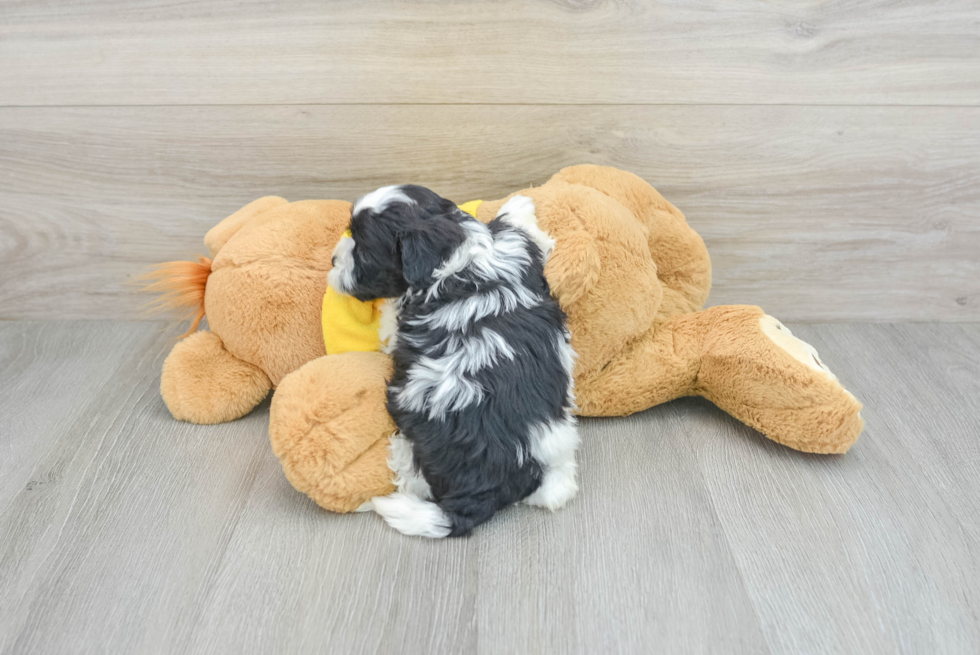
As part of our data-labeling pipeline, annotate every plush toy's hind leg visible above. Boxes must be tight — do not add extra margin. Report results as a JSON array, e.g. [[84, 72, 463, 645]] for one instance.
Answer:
[[204, 195, 288, 258], [578, 305, 863, 453], [160, 331, 272, 424], [694, 306, 864, 454], [269, 352, 396, 513], [549, 165, 712, 315]]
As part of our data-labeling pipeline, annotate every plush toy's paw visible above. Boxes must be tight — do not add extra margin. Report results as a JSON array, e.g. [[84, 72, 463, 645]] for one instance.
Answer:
[[759, 315, 838, 380], [160, 330, 271, 424], [697, 306, 864, 454], [269, 351, 397, 513]]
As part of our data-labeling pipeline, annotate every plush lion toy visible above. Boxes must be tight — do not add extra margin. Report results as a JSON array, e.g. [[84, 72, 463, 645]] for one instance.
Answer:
[[145, 165, 863, 513]]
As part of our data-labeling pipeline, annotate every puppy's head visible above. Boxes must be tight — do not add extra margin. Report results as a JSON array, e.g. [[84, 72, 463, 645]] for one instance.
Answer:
[[328, 185, 469, 301]]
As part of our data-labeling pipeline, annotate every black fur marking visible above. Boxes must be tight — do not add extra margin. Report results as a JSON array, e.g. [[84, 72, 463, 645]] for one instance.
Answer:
[[346, 185, 468, 301], [345, 185, 574, 537]]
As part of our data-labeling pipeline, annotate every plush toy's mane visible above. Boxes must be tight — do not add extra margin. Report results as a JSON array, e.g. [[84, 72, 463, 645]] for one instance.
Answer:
[[138, 256, 212, 338]]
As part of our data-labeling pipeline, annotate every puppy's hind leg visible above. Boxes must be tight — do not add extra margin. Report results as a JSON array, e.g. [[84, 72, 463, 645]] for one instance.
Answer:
[[524, 463, 578, 512], [372, 489, 500, 538], [387, 432, 434, 500], [523, 416, 581, 511], [371, 493, 452, 539]]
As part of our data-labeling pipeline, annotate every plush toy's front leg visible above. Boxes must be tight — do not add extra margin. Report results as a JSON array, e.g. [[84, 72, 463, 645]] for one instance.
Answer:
[[161, 330, 272, 424], [578, 305, 863, 453], [269, 351, 396, 513]]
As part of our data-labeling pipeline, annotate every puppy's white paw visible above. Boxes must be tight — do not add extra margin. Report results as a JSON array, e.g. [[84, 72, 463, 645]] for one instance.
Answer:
[[497, 194, 555, 262], [523, 464, 578, 511], [371, 492, 451, 538]]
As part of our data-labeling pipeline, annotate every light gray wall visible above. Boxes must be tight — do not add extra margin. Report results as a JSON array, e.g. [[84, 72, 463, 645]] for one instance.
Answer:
[[1, 1, 977, 321]]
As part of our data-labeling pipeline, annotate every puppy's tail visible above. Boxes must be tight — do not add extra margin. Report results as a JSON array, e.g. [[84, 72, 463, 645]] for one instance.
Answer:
[[371, 491, 498, 538], [136, 256, 212, 339]]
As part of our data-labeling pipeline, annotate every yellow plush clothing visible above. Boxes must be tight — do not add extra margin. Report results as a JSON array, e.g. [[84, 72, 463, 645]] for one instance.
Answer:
[[321, 201, 483, 355], [456, 199, 483, 218], [321, 287, 384, 355]]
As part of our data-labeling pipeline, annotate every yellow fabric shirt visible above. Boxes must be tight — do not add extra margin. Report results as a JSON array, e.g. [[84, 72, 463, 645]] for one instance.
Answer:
[[321, 200, 483, 355]]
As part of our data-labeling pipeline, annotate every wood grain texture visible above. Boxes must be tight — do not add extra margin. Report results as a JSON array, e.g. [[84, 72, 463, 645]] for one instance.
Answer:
[[1, 320, 979, 654], [1, 0, 979, 106], [0, 321, 278, 654], [1, 104, 977, 322], [677, 322, 980, 654]]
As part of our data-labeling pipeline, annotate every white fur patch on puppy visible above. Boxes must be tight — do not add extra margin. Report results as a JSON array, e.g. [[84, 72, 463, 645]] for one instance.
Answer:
[[353, 185, 414, 215], [378, 298, 400, 355], [497, 195, 555, 263], [327, 235, 356, 294], [429, 221, 532, 297], [523, 415, 580, 511], [387, 432, 433, 500], [523, 461, 578, 511], [409, 285, 541, 332], [371, 492, 451, 538], [432, 220, 494, 282], [394, 328, 515, 419]]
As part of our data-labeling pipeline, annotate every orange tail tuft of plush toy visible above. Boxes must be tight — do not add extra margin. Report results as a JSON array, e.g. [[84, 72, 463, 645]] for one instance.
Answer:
[[138, 256, 212, 339]]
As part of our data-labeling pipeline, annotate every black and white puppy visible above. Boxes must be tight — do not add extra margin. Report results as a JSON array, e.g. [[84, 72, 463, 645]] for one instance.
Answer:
[[328, 185, 579, 538]]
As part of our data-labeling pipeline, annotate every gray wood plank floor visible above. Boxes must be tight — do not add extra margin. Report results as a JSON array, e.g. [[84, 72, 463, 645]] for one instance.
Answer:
[[1, 321, 978, 654]]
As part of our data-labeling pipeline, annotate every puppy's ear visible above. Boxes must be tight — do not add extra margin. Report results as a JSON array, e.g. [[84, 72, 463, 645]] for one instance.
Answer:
[[399, 216, 466, 289]]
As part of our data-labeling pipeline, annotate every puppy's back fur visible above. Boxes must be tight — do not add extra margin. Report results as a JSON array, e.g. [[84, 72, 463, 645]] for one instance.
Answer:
[[335, 187, 578, 538]]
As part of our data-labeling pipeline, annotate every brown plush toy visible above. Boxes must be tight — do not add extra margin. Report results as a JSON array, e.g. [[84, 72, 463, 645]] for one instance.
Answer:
[[147, 165, 863, 513]]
